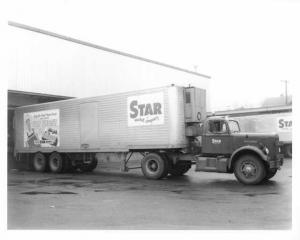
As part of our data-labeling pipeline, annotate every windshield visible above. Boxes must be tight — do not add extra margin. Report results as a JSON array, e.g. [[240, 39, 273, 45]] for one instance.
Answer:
[[228, 120, 240, 133]]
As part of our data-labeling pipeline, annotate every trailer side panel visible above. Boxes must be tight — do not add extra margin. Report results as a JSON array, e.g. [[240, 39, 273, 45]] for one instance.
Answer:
[[14, 86, 188, 154]]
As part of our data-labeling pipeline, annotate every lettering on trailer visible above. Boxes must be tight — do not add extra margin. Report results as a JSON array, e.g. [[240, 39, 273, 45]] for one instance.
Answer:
[[127, 92, 164, 126], [277, 116, 292, 132], [24, 109, 60, 147]]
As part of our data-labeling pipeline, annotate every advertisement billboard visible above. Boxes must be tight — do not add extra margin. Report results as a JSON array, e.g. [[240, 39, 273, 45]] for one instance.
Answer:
[[24, 109, 59, 147], [277, 116, 292, 132], [127, 92, 164, 126]]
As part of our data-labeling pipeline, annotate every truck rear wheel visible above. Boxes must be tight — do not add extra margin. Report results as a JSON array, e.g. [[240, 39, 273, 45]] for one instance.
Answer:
[[141, 153, 169, 179], [169, 162, 191, 177], [234, 154, 266, 185], [33, 152, 47, 172], [49, 152, 64, 173]]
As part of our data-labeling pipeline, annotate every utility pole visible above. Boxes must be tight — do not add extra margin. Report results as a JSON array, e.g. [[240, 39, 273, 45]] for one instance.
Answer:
[[281, 80, 289, 105]]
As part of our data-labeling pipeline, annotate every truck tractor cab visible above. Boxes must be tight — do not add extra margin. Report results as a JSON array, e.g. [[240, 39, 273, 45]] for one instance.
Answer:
[[201, 116, 241, 155], [196, 116, 284, 185]]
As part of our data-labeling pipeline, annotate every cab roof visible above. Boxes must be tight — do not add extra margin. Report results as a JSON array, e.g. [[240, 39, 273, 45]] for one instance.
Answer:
[[207, 115, 236, 121]]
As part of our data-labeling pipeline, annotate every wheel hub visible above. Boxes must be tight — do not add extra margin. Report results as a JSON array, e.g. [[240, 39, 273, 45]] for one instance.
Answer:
[[36, 158, 43, 166], [241, 163, 256, 178], [50, 157, 60, 169], [148, 160, 158, 172]]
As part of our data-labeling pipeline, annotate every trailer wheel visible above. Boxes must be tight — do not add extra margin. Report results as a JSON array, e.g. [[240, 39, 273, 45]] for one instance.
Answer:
[[83, 159, 98, 172], [285, 144, 292, 158], [49, 152, 64, 173], [33, 152, 47, 172], [141, 153, 168, 179], [234, 154, 266, 185], [62, 155, 74, 173], [264, 168, 277, 181]]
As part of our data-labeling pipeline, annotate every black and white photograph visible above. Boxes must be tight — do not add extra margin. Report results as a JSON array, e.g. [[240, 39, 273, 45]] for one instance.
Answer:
[[2, 0, 300, 239]]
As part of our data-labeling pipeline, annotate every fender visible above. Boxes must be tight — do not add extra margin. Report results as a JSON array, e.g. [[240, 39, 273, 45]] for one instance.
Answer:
[[228, 145, 267, 170]]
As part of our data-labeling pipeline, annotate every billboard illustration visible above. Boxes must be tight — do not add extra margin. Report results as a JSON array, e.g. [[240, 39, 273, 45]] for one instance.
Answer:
[[24, 109, 60, 147], [127, 92, 164, 126]]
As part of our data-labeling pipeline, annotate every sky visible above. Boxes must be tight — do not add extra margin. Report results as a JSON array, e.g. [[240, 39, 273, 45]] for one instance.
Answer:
[[6, 0, 300, 111]]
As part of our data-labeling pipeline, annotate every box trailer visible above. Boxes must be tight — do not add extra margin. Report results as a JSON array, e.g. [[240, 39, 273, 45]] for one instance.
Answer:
[[14, 85, 205, 174], [14, 85, 206, 153], [14, 85, 283, 185]]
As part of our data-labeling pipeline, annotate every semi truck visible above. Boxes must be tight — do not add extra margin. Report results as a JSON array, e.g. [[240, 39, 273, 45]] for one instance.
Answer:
[[13, 85, 283, 185]]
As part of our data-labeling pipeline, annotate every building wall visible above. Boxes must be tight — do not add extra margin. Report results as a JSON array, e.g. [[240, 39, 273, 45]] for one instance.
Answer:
[[8, 26, 211, 110]]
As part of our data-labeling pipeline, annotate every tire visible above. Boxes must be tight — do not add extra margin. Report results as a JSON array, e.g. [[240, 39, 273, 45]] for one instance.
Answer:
[[83, 159, 98, 172], [62, 155, 74, 173], [169, 162, 191, 177], [141, 153, 169, 179], [264, 168, 277, 181], [49, 152, 64, 173], [285, 144, 292, 158], [234, 154, 266, 185], [33, 152, 47, 172]]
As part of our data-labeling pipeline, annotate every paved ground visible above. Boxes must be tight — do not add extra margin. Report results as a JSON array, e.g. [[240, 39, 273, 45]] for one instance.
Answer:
[[7, 158, 292, 229]]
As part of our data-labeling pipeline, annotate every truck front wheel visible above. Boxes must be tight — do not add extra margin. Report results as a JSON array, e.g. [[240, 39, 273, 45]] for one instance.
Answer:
[[264, 169, 277, 181], [141, 153, 169, 180], [234, 154, 266, 185]]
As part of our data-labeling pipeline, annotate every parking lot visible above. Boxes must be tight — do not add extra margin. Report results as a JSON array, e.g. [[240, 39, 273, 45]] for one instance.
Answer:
[[7, 158, 292, 230]]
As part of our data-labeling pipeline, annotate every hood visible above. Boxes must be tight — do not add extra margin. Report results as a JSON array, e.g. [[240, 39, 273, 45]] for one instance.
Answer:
[[232, 132, 278, 139], [231, 132, 280, 158]]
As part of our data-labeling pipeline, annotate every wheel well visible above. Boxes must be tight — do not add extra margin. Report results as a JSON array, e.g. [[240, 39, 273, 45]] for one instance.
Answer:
[[229, 149, 266, 173]]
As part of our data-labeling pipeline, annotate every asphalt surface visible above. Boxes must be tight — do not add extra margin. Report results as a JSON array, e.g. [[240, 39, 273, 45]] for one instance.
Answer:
[[7, 158, 292, 229]]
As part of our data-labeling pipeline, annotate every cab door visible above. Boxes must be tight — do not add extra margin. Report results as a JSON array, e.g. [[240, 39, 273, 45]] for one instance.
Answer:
[[202, 119, 233, 155]]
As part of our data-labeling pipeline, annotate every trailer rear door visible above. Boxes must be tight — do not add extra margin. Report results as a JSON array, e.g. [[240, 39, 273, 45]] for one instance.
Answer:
[[80, 102, 98, 149]]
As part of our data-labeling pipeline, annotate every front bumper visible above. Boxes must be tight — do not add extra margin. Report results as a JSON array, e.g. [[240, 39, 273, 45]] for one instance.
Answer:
[[269, 154, 284, 169]]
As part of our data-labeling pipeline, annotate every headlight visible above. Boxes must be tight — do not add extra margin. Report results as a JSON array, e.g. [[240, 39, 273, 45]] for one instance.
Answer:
[[263, 147, 269, 155]]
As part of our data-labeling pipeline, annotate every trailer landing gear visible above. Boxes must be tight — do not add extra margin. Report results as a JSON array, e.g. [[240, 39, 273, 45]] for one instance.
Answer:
[[120, 152, 142, 172]]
